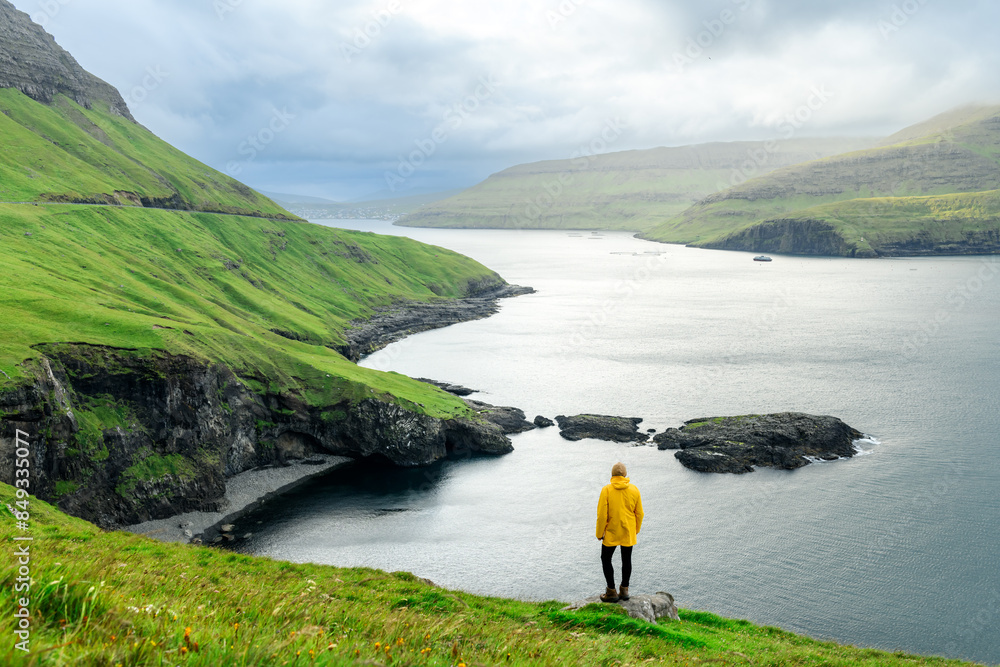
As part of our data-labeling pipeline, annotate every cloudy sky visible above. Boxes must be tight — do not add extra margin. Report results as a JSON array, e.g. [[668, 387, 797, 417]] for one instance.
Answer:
[[13, 0, 1000, 201]]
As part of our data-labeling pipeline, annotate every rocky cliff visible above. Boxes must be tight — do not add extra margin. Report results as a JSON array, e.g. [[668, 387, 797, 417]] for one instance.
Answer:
[[0, 343, 510, 529], [700, 219, 878, 258], [700, 217, 1000, 258], [0, 0, 133, 120]]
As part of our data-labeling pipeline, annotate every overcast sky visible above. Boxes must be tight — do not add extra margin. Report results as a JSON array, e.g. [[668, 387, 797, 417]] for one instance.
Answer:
[[13, 0, 1000, 201]]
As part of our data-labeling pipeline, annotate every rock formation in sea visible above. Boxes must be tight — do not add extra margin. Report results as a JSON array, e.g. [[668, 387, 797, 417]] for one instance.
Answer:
[[555, 414, 649, 443], [654, 412, 863, 473]]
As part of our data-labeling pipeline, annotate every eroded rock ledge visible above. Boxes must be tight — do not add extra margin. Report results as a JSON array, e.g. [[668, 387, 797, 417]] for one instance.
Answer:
[[338, 282, 534, 362], [654, 412, 863, 474], [0, 344, 511, 529]]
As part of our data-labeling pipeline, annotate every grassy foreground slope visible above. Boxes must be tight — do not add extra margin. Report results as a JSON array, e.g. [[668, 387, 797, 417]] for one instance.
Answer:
[[0, 200, 502, 416], [641, 105, 1000, 256], [0, 484, 977, 667], [0, 89, 291, 219], [397, 139, 873, 232]]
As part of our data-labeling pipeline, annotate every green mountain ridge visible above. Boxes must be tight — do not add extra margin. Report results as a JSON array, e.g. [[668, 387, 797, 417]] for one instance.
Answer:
[[0, 88, 293, 219], [397, 138, 875, 231], [0, 4, 517, 527], [641, 105, 1000, 256]]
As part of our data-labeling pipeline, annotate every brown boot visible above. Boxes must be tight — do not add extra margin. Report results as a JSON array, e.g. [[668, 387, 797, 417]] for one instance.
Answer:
[[618, 586, 629, 601], [600, 587, 619, 603]]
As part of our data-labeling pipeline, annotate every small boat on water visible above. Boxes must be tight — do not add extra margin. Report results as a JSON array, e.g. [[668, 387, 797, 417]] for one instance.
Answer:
[[753, 255, 773, 262]]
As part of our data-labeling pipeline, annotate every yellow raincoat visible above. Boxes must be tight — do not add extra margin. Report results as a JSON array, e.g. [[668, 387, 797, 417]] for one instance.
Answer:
[[596, 475, 644, 546]]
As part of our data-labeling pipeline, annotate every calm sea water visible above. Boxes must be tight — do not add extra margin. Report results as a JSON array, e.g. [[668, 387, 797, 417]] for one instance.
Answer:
[[236, 221, 1000, 665]]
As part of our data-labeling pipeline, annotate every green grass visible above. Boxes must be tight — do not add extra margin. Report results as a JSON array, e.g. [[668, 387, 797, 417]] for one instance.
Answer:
[[0, 201, 505, 418], [398, 138, 873, 232], [641, 105, 1000, 249], [116, 454, 199, 496], [0, 89, 291, 219], [689, 189, 1000, 257], [770, 189, 1000, 247], [0, 483, 980, 666]]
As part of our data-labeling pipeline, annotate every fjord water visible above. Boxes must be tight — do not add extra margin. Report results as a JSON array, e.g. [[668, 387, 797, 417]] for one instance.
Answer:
[[239, 222, 1000, 664]]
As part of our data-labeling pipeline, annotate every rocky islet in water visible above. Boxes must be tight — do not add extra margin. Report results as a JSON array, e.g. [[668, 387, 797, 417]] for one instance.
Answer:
[[554, 411, 865, 474]]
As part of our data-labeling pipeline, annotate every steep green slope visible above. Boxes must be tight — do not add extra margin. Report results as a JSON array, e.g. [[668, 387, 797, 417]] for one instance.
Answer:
[[0, 2, 524, 527], [398, 138, 873, 231], [641, 105, 1000, 255], [0, 483, 977, 666], [0, 202, 501, 414], [0, 0, 287, 219], [0, 89, 291, 219]]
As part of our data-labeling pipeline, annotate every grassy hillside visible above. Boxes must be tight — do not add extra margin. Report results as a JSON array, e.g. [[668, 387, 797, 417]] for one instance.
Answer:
[[398, 139, 873, 232], [0, 201, 502, 417], [0, 88, 291, 219], [697, 189, 1000, 257], [641, 105, 1000, 254], [0, 483, 978, 667]]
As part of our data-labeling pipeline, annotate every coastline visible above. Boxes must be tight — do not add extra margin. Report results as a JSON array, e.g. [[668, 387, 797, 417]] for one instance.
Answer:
[[125, 454, 353, 543], [123, 283, 535, 543], [338, 283, 534, 361]]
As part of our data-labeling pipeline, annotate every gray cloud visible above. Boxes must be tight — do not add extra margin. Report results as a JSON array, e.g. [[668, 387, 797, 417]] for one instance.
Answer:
[[10, 0, 1000, 200]]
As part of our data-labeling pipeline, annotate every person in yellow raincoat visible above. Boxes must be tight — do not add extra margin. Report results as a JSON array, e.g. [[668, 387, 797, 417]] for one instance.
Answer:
[[596, 461, 643, 602]]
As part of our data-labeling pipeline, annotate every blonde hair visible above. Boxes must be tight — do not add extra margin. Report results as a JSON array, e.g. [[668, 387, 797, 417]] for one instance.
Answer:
[[611, 462, 627, 477]]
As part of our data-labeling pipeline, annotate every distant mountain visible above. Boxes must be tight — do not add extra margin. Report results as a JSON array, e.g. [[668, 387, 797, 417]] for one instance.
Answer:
[[396, 138, 875, 231], [641, 105, 1000, 256], [258, 190, 343, 206], [286, 189, 466, 220]]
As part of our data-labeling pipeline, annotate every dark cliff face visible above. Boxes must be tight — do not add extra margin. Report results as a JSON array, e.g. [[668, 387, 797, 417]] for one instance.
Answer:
[[0, 344, 510, 528], [700, 219, 876, 258], [0, 0, 134, 120], [701, 218, 1000, 258]]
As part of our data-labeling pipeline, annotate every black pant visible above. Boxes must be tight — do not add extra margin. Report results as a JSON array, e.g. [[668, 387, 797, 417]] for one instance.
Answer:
[[601, 544, 632, 589]]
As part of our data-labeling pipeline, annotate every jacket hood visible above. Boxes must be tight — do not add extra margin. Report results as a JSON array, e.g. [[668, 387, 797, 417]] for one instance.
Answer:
[[611, 475, 630, 489]]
